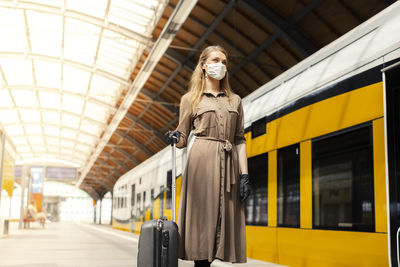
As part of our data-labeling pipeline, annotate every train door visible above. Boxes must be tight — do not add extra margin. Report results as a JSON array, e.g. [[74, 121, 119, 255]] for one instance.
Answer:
[[383, 62, 400, 267]]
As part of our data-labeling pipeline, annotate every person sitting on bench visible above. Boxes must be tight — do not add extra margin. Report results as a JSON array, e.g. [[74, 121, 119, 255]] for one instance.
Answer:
[[26, 201, 46, 227]]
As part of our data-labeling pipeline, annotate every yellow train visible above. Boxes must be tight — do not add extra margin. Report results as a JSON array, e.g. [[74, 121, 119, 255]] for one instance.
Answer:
[[113, 3, 400, 266]]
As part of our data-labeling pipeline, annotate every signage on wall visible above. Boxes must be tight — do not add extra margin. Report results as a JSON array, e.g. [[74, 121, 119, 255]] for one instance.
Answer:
[[30, 166, 44, 194]]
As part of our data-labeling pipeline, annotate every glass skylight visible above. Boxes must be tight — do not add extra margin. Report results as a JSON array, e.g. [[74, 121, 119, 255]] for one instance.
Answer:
[[0, 0, 168, 168]]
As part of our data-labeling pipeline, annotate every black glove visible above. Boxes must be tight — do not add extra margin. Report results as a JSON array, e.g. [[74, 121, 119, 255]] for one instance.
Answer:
[[239, 174, 251, 202], [165, 130, 181, 145]]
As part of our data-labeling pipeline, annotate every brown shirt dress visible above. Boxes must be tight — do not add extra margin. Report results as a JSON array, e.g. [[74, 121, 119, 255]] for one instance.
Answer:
[[176, 91, 247, 263]]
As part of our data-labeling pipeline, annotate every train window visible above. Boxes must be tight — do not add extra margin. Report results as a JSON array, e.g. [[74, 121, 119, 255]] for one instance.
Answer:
[[277, 144, 300, 228], [136, 194, 141, 210], [143, 191, 146, 211], [166, 170, 172, 209], [251, 117, 266, 139], [312, 125, 374, 232], [151, 189, 154, 202], [131, 184, 135, 207], [136, 193, 141, 220], [160, 186, 164, 217], [245, 153, 268, 226]]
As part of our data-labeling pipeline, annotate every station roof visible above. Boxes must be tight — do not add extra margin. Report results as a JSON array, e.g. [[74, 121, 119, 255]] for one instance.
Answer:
[[0, 0, 394, 199]]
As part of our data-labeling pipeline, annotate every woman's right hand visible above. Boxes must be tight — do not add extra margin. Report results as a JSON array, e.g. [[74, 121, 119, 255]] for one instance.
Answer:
[[165, 130, 181, 145]]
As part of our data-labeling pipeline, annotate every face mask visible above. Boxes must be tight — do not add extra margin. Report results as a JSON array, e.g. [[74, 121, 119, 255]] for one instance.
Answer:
[[206, 63, 226, 80]]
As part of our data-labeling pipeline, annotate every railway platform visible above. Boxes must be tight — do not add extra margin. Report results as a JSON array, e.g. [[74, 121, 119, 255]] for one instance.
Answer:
[[0, 221, 285, 267]]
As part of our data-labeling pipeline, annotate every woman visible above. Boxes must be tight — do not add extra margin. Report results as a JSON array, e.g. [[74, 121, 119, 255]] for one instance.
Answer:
[[166, 45, 251, 267]]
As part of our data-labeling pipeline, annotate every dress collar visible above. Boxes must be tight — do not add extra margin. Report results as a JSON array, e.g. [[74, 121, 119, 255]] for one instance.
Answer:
[[203, 90, 226, 97]]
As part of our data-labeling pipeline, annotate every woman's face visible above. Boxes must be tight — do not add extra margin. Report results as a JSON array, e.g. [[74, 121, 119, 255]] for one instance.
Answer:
[[202, 50, 227, 71]]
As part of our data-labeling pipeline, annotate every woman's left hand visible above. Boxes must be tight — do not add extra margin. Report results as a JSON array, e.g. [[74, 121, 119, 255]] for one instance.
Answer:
[[239, 174, 251, 202]]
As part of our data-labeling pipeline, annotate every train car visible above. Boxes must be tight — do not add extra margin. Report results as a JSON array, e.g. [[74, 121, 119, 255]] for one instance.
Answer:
[[112, 137, 190, 232], [113, 2, 400, 266]]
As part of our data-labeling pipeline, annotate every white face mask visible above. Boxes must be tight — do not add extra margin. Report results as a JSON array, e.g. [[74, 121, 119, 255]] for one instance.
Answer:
[[205, 63, 226, 80]]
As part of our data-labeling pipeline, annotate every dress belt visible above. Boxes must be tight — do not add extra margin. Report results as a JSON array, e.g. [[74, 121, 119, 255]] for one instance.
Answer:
[[195, 136, 233, 152], [195, 136, 235, 192]]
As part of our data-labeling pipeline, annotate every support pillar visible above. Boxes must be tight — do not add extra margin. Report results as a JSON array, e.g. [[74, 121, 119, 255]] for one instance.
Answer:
[[18, 166, 28, 229], [110, 192, 113, 225], [93, 202, 97, 224], [0, 131, 6, 212], [99, 199, 102, 225]]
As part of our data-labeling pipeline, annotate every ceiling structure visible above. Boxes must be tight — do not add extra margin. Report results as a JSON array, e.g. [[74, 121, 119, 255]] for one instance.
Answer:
[[0, 0, 395, 200], [0, 0, 168, 166]]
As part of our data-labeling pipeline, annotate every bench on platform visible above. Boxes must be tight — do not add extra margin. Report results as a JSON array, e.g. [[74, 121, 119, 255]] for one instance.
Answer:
[[23, 208, 45, 229]]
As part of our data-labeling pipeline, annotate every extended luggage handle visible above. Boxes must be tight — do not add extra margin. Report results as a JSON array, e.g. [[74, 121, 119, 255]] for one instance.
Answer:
[[397, 226, 400, 267], [171, 141, 177, 223]]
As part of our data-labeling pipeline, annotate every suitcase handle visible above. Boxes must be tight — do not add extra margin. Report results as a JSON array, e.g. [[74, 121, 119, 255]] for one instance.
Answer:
[[171, 143, 177, 222]]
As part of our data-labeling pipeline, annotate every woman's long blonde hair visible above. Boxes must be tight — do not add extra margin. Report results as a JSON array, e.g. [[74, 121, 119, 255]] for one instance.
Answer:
[[188, 45, 234, 114]]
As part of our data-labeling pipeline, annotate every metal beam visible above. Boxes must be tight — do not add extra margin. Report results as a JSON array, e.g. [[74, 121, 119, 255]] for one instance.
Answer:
[[5, 85, 117, 111], [3, 122, 99, 140], [96, 159, 116, 170], [0, 1, 152, 45], [101, 151, 130, 172], [86, 176, 113, 190], [80, 184, 100, 200], [231, 0, 324, 76], [115, 130, 153, 157], [92, 172, 118, 187], [84, 181, 108, 197], [85, 175, 113, 191], [124, 112, 167, 143], [94, 165, 113, 174], [165, 48, 196, 71], [152, 68, 187, 95], [140, 88, 177, 114], [113, 147, 140, 165], [96, 159, 113, 170], [237, 0, 318, 57], [187, 14, 275, 81], [93, 164, 121, 180], [189, 0, 236, 57], [8, 133, 93, 151], [106, 166, 122, 178], [0, 52, 129, 86], [0, 106, 106, 127]]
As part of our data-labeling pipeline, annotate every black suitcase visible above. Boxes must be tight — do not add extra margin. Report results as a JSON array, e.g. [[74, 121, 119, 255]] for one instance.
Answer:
[[137, 142, 179, 267]]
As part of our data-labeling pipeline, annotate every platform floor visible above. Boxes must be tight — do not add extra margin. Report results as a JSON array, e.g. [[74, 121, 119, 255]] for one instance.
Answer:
[[0, 221, 285, 267]]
